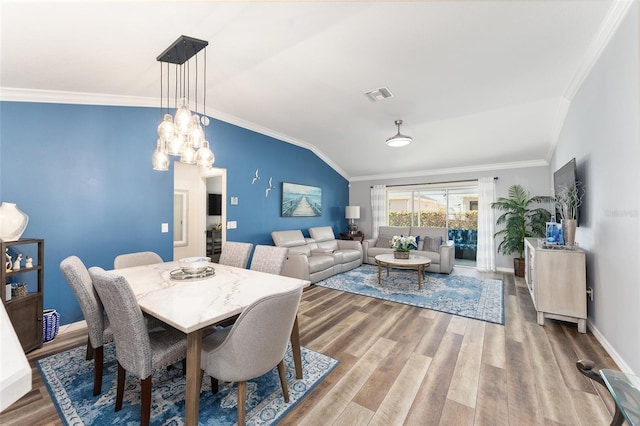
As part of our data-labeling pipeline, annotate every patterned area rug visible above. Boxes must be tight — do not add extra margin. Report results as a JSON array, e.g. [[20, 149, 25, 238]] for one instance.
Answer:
[[317, 264, 504, 324], [38, 342, 337, 425]]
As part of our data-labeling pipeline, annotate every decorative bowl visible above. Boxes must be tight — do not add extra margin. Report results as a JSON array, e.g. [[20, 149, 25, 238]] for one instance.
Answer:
[[179, 257, 211, 274]]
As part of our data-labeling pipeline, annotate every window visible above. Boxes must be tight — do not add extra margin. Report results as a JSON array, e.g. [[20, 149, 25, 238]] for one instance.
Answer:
[[386, 182, 478, 262]]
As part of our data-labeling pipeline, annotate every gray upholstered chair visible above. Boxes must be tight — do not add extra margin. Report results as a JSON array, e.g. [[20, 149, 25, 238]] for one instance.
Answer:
[[218, 241, 253, 269], [113, 251, 163, 269], [60, 255, 114, 396], [201, 286, 303, 426], [249, 245, 289, 275], [89, 267, 187, 426]]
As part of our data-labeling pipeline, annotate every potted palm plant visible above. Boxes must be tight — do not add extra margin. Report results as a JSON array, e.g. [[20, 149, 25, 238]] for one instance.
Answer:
[[492, 184, 553, 277]]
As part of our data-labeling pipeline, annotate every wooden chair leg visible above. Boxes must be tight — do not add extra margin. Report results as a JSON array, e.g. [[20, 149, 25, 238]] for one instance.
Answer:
[[140, 376, 152, 426], [93, 345, 104, 396], [85, 337, 94, 360], [237, 381, 246, 426], [115, 363, 125, 412], [290, 316, 303, 379], [210, 376, 219, 394], [277, 360, 290, 403]]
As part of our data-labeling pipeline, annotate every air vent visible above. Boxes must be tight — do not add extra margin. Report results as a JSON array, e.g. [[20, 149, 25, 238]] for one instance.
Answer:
[[364, 87, 393, 102]]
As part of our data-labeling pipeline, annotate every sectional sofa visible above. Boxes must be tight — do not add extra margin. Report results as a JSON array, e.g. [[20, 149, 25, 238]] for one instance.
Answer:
[[362, 226, 455, 274], [271, 226, 362, 283]]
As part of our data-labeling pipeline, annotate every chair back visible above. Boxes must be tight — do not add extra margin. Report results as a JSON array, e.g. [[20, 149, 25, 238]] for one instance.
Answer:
[[88, 266, 153, 378], [249, 245, 289, 275], [113, 251, 163, 269], [204, 286, 302, 382], [218, 242, 253, 268], [60, 256, 109, 349]]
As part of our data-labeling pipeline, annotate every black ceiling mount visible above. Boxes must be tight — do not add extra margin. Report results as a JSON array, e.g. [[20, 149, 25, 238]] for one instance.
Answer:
[[156, 35, 208, 65]]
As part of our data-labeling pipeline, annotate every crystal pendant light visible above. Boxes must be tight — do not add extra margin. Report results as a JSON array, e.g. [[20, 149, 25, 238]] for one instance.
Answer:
[[189, 115, 205, 149], [152, 139, 170, 171], [174, 98, 192, 135], [196, 140, 215, 168], [154, 36, 213, 171], [180, 141, 196, 164], [157, 114, 175, 142]]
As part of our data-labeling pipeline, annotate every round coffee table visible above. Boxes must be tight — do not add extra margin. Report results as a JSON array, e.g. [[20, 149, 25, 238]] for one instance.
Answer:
[[375, 253, 432, 289]]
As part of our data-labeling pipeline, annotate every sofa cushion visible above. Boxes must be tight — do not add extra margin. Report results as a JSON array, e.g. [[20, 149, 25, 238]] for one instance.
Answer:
[[375, 226, 410, 248], [335, 249, 361, 263], [422, 236, 442, 252], [308, 255, 335, 274]]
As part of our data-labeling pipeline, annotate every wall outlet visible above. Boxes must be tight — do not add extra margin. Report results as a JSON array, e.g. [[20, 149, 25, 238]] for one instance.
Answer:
[[161, 223, 169, 233], [227, 221, 237, 229], [230, 197, 238, 205]]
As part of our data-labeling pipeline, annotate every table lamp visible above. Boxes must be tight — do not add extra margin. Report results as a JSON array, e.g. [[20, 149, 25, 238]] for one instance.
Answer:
[[345, 206, 360, 233]]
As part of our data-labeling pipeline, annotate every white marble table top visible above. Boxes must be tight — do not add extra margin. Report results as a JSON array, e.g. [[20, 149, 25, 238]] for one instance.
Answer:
[[114, 261, 310, 334], [375, 253, 432, 266]]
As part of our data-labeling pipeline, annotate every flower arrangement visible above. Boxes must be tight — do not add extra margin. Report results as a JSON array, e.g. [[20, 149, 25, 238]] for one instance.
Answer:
[[390, 235, 417, 252], [555, 181, 586, 220]]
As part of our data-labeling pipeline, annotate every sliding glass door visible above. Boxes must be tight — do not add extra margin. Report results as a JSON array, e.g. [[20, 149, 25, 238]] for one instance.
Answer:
[[387, 183, 478, 264]]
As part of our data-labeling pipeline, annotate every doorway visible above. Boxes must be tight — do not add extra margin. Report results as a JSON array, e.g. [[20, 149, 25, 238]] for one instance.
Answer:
[[173, 163, 227, 260]]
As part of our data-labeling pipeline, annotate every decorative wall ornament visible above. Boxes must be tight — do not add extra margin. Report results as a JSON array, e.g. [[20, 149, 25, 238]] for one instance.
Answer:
[[265, 177, 274, 198], [252, 169, 260, 184]]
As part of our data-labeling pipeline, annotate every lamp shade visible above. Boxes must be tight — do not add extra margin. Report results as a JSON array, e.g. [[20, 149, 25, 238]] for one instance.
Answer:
[[345, 206, 360, 220]]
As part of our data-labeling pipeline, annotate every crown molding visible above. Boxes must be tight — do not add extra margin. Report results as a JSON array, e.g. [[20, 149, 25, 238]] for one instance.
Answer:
[[349, 159, 549, 182]]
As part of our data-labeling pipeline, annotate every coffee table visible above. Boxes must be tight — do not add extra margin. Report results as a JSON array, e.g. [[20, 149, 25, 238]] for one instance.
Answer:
[[375, 253, 431, 289]]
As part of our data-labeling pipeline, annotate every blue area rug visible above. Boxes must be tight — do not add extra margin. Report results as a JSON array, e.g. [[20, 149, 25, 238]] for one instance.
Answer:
[[317, 264, 504, 324], [37, 342, 337, 425]]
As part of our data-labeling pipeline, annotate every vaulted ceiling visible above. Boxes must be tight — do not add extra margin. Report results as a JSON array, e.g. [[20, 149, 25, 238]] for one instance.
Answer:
[[0, 1, 630, 180]]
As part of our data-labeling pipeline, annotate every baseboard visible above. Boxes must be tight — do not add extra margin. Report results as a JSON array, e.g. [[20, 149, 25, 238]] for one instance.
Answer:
[[587, 319, 635, 374]]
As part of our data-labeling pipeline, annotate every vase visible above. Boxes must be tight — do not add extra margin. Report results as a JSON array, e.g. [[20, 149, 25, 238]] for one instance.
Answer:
[[43, 309, 60, 343], [394, 250, 410, 259], [0, 202, 29, 242], [564, 219, 577, 246]]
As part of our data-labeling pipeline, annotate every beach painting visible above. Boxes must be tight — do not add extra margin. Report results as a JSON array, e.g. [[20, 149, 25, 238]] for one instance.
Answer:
[[281, 182, 322, 217]]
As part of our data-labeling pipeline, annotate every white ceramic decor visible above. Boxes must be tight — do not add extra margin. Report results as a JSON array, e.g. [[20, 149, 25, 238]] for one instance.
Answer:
[[0, 203, 29, 242]]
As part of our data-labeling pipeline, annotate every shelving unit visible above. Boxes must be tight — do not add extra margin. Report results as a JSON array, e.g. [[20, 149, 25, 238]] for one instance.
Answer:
[[524, 237, 586, 333], [2, 238, 44, 352], [206, 229, 222, 262]]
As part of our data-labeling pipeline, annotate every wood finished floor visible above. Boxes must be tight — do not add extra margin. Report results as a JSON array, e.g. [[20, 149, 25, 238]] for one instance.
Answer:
[[1, 268, 619, 425]]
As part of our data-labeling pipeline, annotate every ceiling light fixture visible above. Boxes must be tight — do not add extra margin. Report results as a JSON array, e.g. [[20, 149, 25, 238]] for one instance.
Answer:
[[152, 35, 215, 171], [385, 119, 412, 147]]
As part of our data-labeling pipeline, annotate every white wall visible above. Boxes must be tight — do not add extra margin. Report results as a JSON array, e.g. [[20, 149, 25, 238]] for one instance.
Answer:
[[551, 1, 639, 373], [349, 165, 550, 270]]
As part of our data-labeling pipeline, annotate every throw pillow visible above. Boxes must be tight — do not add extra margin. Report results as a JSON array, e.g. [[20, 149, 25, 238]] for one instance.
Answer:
[[376, 236, 391, 248], [422, 236, 442, 252]]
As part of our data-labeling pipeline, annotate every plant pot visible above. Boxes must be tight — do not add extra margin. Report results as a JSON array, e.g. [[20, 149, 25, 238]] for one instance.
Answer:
[[513, 258, 525, 278], [394, 250, 410, 259]]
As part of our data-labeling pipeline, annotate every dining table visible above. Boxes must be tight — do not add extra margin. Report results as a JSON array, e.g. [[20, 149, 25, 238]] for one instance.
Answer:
[[114, 260, 310, 426]]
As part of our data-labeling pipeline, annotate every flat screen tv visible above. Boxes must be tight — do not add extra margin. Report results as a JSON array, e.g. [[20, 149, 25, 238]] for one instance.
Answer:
[[553, 158, 578, 225], [208, 193, 222, 216]]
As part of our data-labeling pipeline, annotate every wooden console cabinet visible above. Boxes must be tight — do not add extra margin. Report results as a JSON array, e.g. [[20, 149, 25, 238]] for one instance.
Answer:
[[524, 238, 586, 333], [1, 238, 44, 352]]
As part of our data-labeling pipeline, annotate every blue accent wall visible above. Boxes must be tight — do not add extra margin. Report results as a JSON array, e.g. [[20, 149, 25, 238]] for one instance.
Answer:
[[0, 101, 348, 325]]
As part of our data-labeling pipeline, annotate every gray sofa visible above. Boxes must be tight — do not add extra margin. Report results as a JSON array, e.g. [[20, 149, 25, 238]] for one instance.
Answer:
[[362, 226, 454, 274], [271, 227, 362, 283]]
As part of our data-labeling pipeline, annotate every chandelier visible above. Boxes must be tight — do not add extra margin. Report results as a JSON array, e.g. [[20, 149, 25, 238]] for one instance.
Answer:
[[385, 119, 412, 147], [152, 35, 215, 171]]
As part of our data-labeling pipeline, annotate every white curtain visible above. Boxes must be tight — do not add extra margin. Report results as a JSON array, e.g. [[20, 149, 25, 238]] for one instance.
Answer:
[[370, 185, 386, 239], [476, 177, 496, 271]]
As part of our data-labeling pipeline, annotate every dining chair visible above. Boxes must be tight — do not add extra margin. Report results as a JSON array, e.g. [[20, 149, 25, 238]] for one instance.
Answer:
[[88, 266, 187, 426], [200, 286, 303, 426], [60, 255, 114, 396], [113, 251, 163, 269], [218, 241, 253, 269], [249, 245, 289, 275], [247, 244, 303, 378]]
